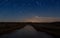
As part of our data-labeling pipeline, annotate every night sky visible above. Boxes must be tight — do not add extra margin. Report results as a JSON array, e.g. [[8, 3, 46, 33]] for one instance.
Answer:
[[0, 0, 60, 22]]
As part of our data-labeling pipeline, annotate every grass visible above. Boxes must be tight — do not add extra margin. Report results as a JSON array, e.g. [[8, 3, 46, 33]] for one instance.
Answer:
[[0, 22, 60, 38]]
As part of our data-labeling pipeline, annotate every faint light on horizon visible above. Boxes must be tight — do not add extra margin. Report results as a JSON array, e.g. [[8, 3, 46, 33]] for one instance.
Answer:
[[21, 16, 60, 22]]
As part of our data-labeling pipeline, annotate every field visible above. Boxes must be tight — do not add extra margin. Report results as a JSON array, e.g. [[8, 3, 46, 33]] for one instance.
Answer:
[[0, 22, 60, 38]]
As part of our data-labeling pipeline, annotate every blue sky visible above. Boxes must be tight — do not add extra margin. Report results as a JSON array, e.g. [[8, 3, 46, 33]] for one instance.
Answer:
[[0, 0, 60, 21]]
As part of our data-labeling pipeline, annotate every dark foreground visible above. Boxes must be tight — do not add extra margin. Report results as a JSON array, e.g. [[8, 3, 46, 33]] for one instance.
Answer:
[[0, 22, 60, 38]]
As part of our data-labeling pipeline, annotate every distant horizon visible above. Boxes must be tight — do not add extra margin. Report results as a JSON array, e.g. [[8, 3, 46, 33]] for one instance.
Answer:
[[0, 16, 60, 22]]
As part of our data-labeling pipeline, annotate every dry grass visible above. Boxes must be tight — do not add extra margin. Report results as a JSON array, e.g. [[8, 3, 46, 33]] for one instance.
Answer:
[[0, 22, 60, 38]]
